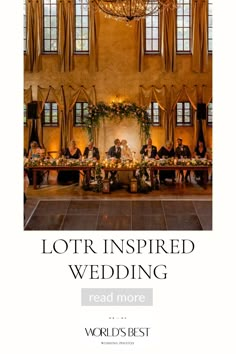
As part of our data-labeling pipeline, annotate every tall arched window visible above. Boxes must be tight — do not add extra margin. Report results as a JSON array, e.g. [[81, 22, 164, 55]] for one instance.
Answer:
[[24, 0, 27, 52], [75, 0, 89, 53], [208, 0, 213, 52], [176, 0, 191, 53], [43, 0, 58, 52], [145, 5, 160, 53]]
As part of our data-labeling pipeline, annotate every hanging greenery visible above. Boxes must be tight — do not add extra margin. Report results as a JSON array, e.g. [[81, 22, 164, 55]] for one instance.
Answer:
[[84, 101, 150, 140]]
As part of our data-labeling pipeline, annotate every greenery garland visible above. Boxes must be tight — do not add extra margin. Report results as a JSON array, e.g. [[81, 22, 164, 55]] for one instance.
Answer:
[[85, 101, 150, 140]]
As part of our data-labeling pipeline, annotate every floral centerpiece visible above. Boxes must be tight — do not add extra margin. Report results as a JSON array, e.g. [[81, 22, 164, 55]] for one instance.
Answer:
[[24, 158, 97, 168]]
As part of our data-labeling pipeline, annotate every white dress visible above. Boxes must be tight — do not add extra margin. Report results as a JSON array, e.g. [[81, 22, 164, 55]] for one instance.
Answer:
[[121, 146, 132, 160]]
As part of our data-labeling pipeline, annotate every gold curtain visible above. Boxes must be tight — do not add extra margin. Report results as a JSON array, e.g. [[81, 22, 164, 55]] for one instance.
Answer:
[[58, 0, 75, 72], [201, 85, 212, 146], [170, 85, 198, 143], [24, 87, 33, 148], [89, 1, 99, 72], [24, 86, 33, 104], [161, 6, 176, 72], [37, 86, 66, 149], [68, 85, 97, 143], [139, 85, 167, 142], [25, 0, 42, 72], [137, 19, 144, 72], [192, 0, 208, 72]]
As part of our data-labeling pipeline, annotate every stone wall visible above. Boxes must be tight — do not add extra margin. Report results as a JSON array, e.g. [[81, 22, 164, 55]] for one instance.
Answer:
[[24, 14, 212, 157]]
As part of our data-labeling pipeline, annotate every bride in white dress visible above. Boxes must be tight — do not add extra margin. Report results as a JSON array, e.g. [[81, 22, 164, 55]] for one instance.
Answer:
[[121, 139, 132, 160], [119, 139, 133, 184]]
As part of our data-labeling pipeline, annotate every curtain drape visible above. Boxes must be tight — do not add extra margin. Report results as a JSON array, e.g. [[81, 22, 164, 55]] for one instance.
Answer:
[[89, 1, 99, 72], [25, 0, 42, 72], [139, 85, 168, 142], [201, 85, 212, 146], [68, 85, 97, 143], [192, 0, 208, 72], [137, 19, 144, 72], [24, 86, 33, 149], [58, 0, 74, 72], [161, 6, 176, 72], [170, 85, 198, 144], [37, 86, 66, 149]]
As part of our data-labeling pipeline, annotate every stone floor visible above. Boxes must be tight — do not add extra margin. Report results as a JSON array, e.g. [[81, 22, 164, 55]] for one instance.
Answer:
[[24, 199, 212, 230], [24, 171, 212, 231]]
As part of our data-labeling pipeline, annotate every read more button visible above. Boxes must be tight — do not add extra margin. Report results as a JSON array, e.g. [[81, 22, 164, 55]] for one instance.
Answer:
[[81, 288, 153, 306]]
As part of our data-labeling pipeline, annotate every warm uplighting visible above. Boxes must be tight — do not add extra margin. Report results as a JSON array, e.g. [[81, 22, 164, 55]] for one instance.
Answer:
[[93, 0, 176, 22]]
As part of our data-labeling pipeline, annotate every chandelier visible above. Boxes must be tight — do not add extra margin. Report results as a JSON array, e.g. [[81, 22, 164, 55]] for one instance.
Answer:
[[93, 0, 176, 22]]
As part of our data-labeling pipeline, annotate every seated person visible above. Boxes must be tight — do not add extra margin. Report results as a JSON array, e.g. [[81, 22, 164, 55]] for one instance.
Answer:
[[193, 140, 208, 183], [83, 141, 100, 181], [57, 140, 82, 185], [158, 141, 175, 184], [108, 138, 121, 159], [27, 141, 44, 185], [83, 141, 100, 160], [140, 137, 158, 180], [107, 139, 121, 181], [28, 141, 41, 159], [175, 137, 191, 183], [121, 139, 132, 160], [140, 137, 158, 159]]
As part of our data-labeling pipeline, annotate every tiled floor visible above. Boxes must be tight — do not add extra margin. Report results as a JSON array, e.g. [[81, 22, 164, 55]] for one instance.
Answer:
[[24, 199, 212, 230]]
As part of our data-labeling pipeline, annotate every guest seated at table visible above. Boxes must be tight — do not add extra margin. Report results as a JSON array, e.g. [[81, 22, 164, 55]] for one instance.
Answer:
[[121, 139, 132, 160], [140, 137, 158, 159], [140, 137, 158, 180], [193, 140, 208, 184], [108, 138, 121, 159], [57, 140, 82, 185], [28, 141, 41, 159], [175, 137, 191, 183], [83, 141, 100, 160], [27, 141, 44, 185], [158, 141, 175, 184]]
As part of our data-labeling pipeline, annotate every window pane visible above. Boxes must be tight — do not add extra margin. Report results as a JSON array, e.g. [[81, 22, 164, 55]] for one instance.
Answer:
[[75, 0, 89, 53], [145, 9, 159, 53], [51, 16, 57, 27], [177, 40, 183, 51], [51, 28, 57, 39], [43, 0, 58, 52], [184, 40, 189, 50], [44, 4, 50, 16], [177, 0, 191, 52]]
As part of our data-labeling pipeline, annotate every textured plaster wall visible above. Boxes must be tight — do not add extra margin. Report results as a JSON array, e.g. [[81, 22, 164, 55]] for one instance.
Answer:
[[24, 14, 212, 156]]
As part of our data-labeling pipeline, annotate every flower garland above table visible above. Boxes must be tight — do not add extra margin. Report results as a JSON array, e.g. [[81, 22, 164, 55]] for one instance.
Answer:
[[85, 101, 150, 140]]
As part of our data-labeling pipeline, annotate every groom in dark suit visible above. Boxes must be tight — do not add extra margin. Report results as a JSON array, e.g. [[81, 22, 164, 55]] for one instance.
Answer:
[[108, 138, 121, 159], [107, 138, 121, 182]]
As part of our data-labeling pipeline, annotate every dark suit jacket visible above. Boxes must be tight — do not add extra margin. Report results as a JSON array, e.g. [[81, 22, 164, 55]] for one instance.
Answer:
[[108, 145, 121, 159], [140, 144, 158, 158], [175, 145, 191, 158], [83, 146, 100, 160]]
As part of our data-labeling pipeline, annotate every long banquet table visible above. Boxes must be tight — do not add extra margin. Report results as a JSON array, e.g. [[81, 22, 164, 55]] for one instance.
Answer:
[[149, 164, 210, 188], [27, 165, 93, 189], [25, 158, 212, 190]]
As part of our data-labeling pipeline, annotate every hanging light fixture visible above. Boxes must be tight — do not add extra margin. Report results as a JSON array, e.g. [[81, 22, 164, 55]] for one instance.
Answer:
[[93, 0, 176, 22]]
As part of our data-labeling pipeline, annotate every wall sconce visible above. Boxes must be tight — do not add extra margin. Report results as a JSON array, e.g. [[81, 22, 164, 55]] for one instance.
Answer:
[[130, 178, 138, 193], [102, 179, 110, 193]]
